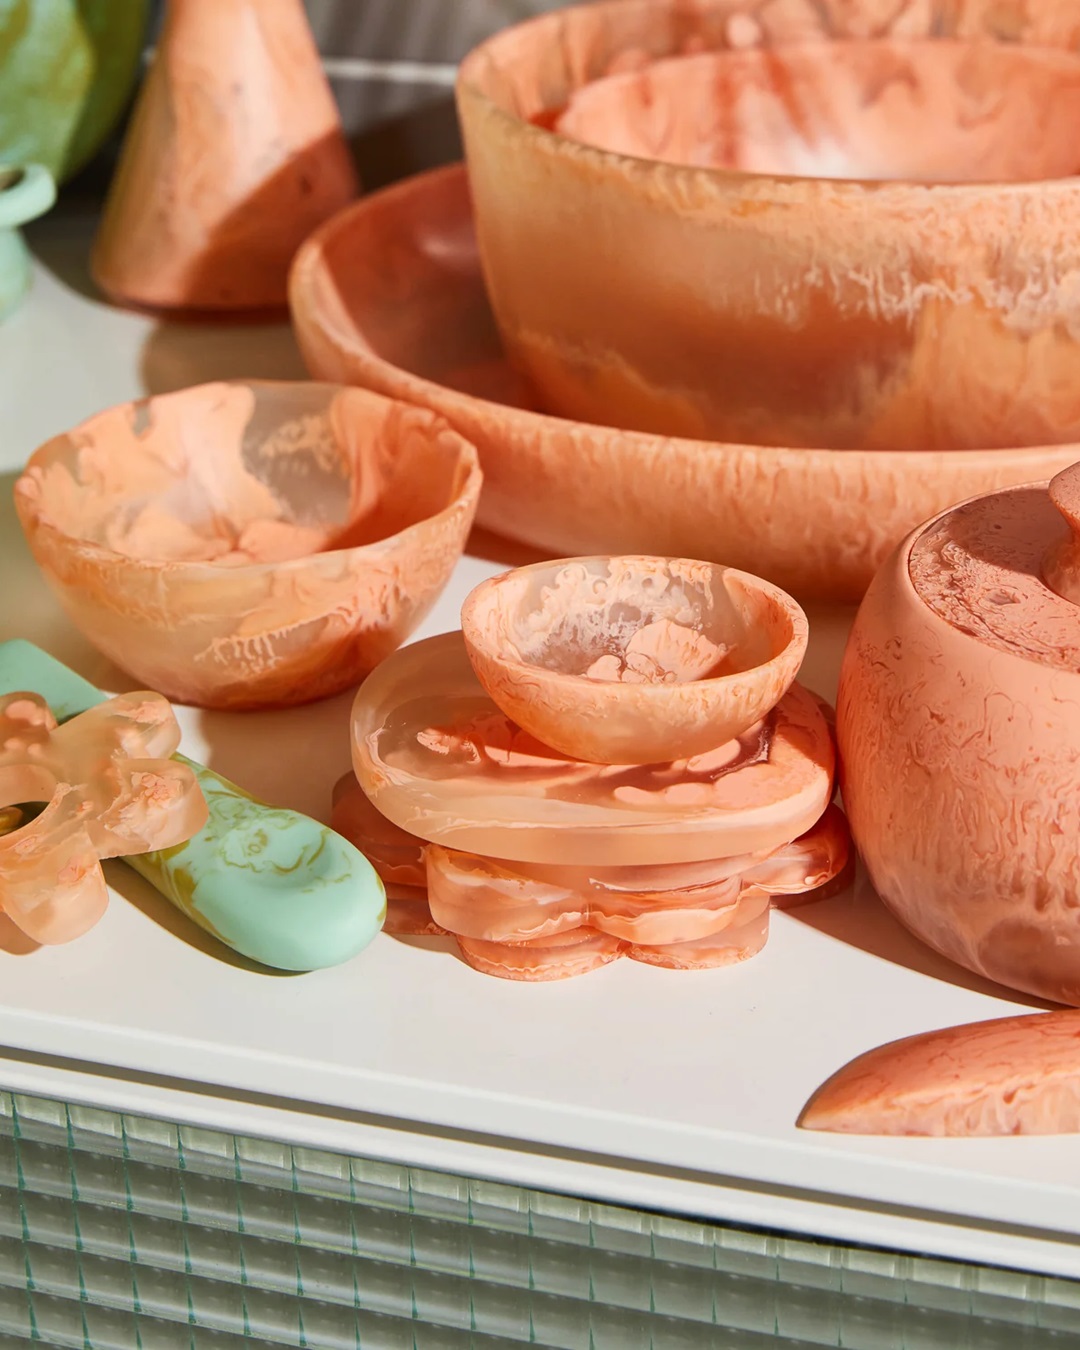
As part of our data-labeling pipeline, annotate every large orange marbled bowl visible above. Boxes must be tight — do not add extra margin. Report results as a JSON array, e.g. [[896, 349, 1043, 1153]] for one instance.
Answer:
[[14, 381, 481, 710], [289, 164, 1080, 603], [457, 0, 1080, 453]]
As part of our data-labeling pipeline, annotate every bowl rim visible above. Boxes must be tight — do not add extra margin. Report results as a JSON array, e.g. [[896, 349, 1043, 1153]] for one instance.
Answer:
[[290, 163, 1080, 468], [459, 554, 809, 695], [14, 377, 483, 582], [455, 0, 1080, 195]]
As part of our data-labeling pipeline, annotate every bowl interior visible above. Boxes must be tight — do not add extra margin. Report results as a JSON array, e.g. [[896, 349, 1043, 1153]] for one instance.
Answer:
[[309, 170, 539, 411], [467, 558, 787, 684], [26, 382, 471, 567], [553, 39, 1080, 184]]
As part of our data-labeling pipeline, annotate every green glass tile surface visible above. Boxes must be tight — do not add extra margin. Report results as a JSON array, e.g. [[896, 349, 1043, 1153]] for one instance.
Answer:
[[0, 1090, 1077, 1347]]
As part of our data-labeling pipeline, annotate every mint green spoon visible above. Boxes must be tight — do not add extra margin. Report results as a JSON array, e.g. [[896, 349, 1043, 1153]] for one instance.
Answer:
[[0, 640, 385, 971]]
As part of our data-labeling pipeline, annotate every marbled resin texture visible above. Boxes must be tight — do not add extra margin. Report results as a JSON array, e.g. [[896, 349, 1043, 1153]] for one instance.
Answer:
[[458, 0, 1080, 451], [331, 769, 849, 978], [92, 0, 358, 311], [0, 689, 205, 945], [289, 164, 1080, 602], [0, 640, 386, 972], [14, 382, 481, 709], [461, 557, 806, 764], [353, 632, 836, 868], [801, 1010, 1080, 1137], [837, 473, 1080, 1005]]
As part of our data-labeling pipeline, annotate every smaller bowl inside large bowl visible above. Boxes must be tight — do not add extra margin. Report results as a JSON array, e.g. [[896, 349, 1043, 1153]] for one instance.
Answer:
[[555, 40, 1080, 184], [461, 556, 806, 764], [15, 381, 482, 710]]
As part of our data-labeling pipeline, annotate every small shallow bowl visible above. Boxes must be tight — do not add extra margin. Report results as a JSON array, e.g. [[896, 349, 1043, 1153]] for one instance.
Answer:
[[15, 380, 481, 710], [457, 0, 1080, 452], [460, 556, 806, 764], [289, 163, 1080, 603]]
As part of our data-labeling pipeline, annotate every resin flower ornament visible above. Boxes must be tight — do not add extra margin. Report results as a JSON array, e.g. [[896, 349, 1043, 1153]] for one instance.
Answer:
[[0, 690, 207, 945]]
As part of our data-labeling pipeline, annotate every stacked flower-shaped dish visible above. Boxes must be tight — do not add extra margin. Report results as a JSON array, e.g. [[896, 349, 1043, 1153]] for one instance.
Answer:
[[335, 556, 851, 979]]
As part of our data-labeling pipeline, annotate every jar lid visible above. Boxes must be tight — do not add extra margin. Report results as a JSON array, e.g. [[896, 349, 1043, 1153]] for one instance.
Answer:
[[908, 463, 1080, 671]]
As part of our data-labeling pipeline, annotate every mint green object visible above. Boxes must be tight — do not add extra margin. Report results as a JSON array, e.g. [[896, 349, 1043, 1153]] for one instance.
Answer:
[[0, 0, 149, 184], [0, 640, 386, 972], [0, 163, 55, 319]]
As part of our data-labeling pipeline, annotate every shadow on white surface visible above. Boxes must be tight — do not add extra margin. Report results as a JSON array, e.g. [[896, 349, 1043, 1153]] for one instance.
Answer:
[[139, 316, 308, 395], [0, 915, 40, 957], [192, 689, 356, 824], [24, 204, 100, 304], [102, 860, 300, 977], [785, 869, 1055, 1012], [0, 469, 132, 688]]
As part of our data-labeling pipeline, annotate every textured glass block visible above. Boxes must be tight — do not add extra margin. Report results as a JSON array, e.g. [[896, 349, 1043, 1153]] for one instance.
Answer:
[[2, 1087, 1080, 1349]]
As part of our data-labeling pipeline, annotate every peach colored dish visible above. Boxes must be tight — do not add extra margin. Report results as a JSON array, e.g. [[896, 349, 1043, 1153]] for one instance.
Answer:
[[0, 690, 206, 945], [457, 0, 1080, 453], [837, 463, 1080, 1006], [92, 0, 358, 311], [289, 164, 1080, 603], [352, 631, 835, 867], [461, 557, 806, 764], [15, 381, 481, 710], [801, 1010, 1080, 1137]]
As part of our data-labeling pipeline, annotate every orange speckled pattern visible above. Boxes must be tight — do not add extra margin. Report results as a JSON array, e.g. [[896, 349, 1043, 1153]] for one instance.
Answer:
[[289, 163, 1080, 603], [0, 691, 206, 945], [801, 1010, 1080, 1137], [92, 0, 359, 311], [457, 0, 1080, 452], [837, 475, 1080, 1005], [460, 557, 806, 764], [14, 382, 482, 710]]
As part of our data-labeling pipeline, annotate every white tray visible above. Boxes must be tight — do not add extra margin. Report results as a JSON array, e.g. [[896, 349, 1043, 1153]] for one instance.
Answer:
[[2, 215, 1078, 1283]]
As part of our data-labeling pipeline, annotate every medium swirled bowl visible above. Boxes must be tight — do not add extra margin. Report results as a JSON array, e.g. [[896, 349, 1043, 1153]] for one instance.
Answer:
[[289, 164, 1080, 602], [15, 380, 481, 710], [457, 0, 1080, 452]]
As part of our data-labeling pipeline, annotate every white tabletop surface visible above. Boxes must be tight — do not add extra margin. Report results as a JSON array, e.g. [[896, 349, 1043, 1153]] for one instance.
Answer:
[[2, 205, 1078, 1281]]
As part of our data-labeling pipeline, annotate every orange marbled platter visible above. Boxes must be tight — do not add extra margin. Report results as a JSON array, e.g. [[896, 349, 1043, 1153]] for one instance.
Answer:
[[289, 164, 1080, 603], [351, 630, 835, 867]]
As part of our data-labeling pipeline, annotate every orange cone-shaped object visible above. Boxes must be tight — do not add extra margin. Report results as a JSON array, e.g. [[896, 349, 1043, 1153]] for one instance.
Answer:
[[91, 0, 359, 312]]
